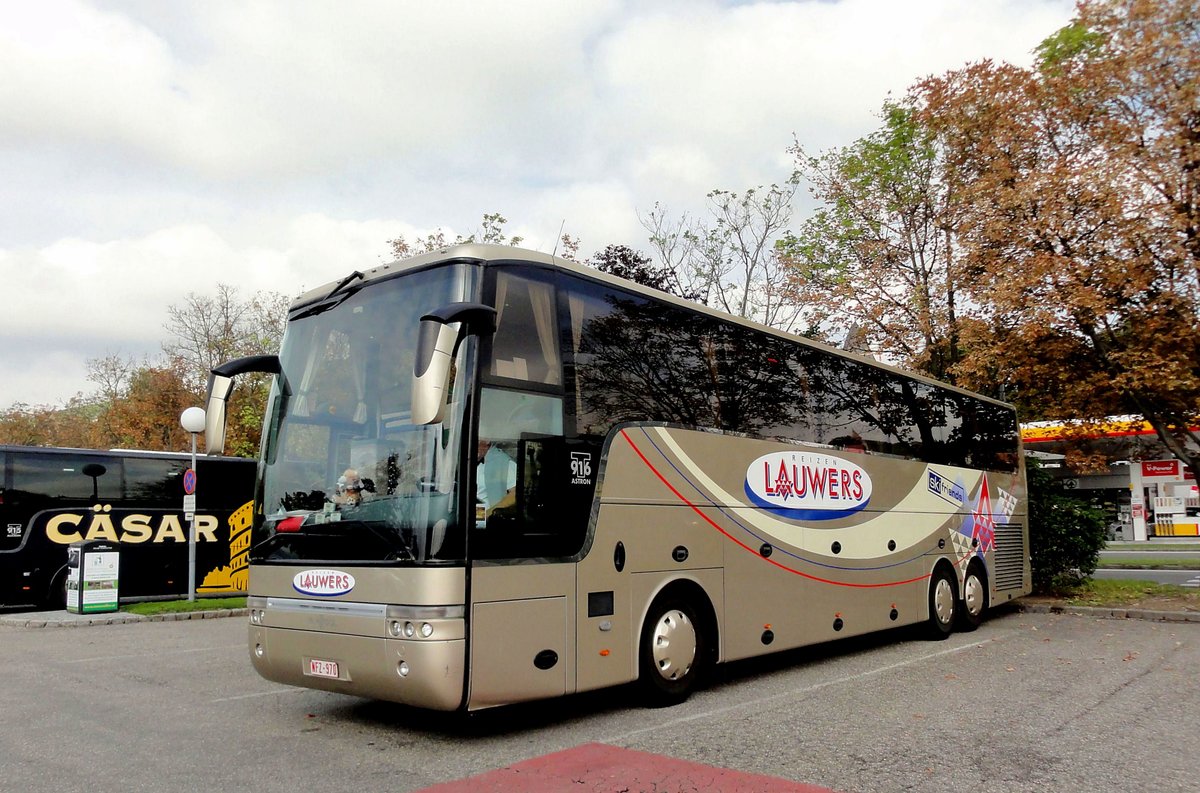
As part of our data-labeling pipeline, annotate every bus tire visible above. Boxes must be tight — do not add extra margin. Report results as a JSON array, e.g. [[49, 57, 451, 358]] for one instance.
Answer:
[[957, 562, 988, 632], [925, 565, 956, 640], [43, 567, 68, 611], [638, 594, 707, 707]]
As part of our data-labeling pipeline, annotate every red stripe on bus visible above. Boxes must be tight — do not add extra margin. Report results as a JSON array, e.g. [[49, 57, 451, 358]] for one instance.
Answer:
[[619, 429, 934, 589]]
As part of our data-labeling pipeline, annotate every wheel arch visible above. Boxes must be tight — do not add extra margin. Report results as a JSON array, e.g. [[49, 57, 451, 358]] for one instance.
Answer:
[[964, 555, 989, 592], [44, 563, 69, 609], [638, 576, 720, 666]]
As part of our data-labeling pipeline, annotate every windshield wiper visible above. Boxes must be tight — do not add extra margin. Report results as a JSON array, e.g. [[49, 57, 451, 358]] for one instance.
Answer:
[[290, 270, 365, 320], [326, 270, 364, 300]]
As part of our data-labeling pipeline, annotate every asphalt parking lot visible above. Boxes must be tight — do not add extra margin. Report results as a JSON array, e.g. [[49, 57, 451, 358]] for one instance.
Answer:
[[1, 606, 1197, 792]]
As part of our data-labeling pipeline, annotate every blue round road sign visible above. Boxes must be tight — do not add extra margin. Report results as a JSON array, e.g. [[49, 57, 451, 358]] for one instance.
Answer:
[[183, 468, 197, 495]]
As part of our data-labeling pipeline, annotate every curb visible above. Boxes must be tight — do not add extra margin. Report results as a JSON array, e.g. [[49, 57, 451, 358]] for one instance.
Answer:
[[1019, 602, 1200, 623], [0, 608, 247, 629]]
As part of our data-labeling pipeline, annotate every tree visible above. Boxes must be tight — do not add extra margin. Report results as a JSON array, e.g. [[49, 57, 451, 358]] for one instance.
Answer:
[[781, 101, 966, 383], [0, 398, 100, 448], [641, 180, 802, 329], [157, 284, 288, 456], [916, 0, 1200, 470], [86, 353, 141, 406], [1026, 460, 1108, 592], [96, 365, 197, 451], [162, 285, 289, 393], [388, 212, 525, 260], [586, 244, 698, 300]]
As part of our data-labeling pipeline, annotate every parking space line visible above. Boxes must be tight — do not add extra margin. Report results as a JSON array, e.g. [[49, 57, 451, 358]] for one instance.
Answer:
[[212, 688, 309, 703], [603, 629, 1021, 744], [61, 643, 245, 664]]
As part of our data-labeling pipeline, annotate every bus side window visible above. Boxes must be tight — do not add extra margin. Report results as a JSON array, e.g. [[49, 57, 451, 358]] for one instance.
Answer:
[[474, 388, 580, 559], [490, 271, 561, 386], [11, 452, 121, 503], [124, 458, 185, 501]]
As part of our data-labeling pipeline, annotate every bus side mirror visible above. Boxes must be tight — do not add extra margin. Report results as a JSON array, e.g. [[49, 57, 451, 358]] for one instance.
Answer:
[[412, 302, 496, 426], [205, 354, 282, 454]]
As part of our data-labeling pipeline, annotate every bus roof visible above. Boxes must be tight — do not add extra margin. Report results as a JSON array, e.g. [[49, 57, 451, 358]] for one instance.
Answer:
[[293, 243, 1017, 412]]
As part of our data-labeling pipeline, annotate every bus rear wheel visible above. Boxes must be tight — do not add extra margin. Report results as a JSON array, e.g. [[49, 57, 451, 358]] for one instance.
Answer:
[[638, 595, 707, 706], [925, 566, 956, 640], [42, 568, 68, 611], [958, 563, 988, 632]]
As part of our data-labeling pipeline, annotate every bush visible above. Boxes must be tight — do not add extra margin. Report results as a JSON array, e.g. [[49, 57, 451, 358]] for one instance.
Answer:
[[1026, 459, 1108, 593]]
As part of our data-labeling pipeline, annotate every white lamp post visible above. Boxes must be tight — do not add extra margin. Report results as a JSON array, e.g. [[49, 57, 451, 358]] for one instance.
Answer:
[[180, 406, 206, 602]]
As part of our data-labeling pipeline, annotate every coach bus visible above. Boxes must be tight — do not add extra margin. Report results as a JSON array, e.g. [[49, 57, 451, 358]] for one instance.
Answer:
[[207, 243, 1029, 710], [0, 446, 255, 609]]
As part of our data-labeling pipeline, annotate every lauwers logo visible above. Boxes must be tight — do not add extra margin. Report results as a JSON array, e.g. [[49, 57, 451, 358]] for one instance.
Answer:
[[744, 451, 872, 521], [293, 569, 355, 597]]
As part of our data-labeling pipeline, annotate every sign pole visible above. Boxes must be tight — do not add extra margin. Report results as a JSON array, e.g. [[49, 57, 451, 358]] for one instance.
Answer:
[[180, 407, 206, 602], [188, 430, 197, 601]]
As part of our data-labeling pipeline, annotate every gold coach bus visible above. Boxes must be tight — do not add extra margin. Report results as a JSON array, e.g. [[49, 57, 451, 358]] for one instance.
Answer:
[[205, 244, 1029, 711]]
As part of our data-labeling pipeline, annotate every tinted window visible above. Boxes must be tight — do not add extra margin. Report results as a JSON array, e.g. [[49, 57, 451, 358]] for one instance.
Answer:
[[714, 323, 815, 437], [560, 273, 1017, 471], [125, 457, 186, 501], [565, 281, 723, 435], [947, 394, 1020, 472], [11, 453, 121, 501]]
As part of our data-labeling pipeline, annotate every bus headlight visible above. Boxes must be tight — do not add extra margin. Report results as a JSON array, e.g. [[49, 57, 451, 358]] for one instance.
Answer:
[[420, 622, 433, 638], [403, 621, 416, 638], [389, 620, 402, 637], [397, 660, 410, 677]]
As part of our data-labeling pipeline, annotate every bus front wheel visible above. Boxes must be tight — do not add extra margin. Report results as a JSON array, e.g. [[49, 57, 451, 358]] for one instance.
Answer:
[[925, 566, 956, 640], [638, 595, 707, 706]]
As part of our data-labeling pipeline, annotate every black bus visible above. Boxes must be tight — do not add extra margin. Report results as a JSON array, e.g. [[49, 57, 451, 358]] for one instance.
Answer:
[[0, 445, 255, 610]]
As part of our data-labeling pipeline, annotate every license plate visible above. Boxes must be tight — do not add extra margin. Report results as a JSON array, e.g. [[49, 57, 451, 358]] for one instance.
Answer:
[[307, 658, 339, 679]]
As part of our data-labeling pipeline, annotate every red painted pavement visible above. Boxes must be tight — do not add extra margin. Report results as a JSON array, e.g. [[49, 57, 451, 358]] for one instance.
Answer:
[[413, 742, 839, 792]]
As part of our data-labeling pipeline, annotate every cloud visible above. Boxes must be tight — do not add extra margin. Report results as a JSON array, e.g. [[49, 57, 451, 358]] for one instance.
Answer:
[[1, 1, 621, 182], [0, 0, 1077, 409], [0, 215, 426, 406]]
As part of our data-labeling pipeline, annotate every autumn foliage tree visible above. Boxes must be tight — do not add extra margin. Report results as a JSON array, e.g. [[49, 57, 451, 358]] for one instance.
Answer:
[[97, 366, 198, 450], [0, 399, 102, 449], [915, 0, 1200, 470], [0, 285, 288, 456]]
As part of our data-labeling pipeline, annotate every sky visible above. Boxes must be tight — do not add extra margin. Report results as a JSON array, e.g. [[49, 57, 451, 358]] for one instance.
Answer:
[[0, 0, 1075, 410]]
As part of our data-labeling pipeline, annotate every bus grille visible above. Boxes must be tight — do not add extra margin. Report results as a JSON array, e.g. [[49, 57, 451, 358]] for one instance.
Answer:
[[993, 523, 1026, 590]]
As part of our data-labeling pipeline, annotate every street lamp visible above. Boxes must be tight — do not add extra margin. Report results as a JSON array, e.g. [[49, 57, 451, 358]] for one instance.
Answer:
[[180, 406, 206, 602]]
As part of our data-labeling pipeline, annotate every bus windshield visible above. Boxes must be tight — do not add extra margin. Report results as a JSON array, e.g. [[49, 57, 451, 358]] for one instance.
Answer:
[[253, 263, 475, 565]]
